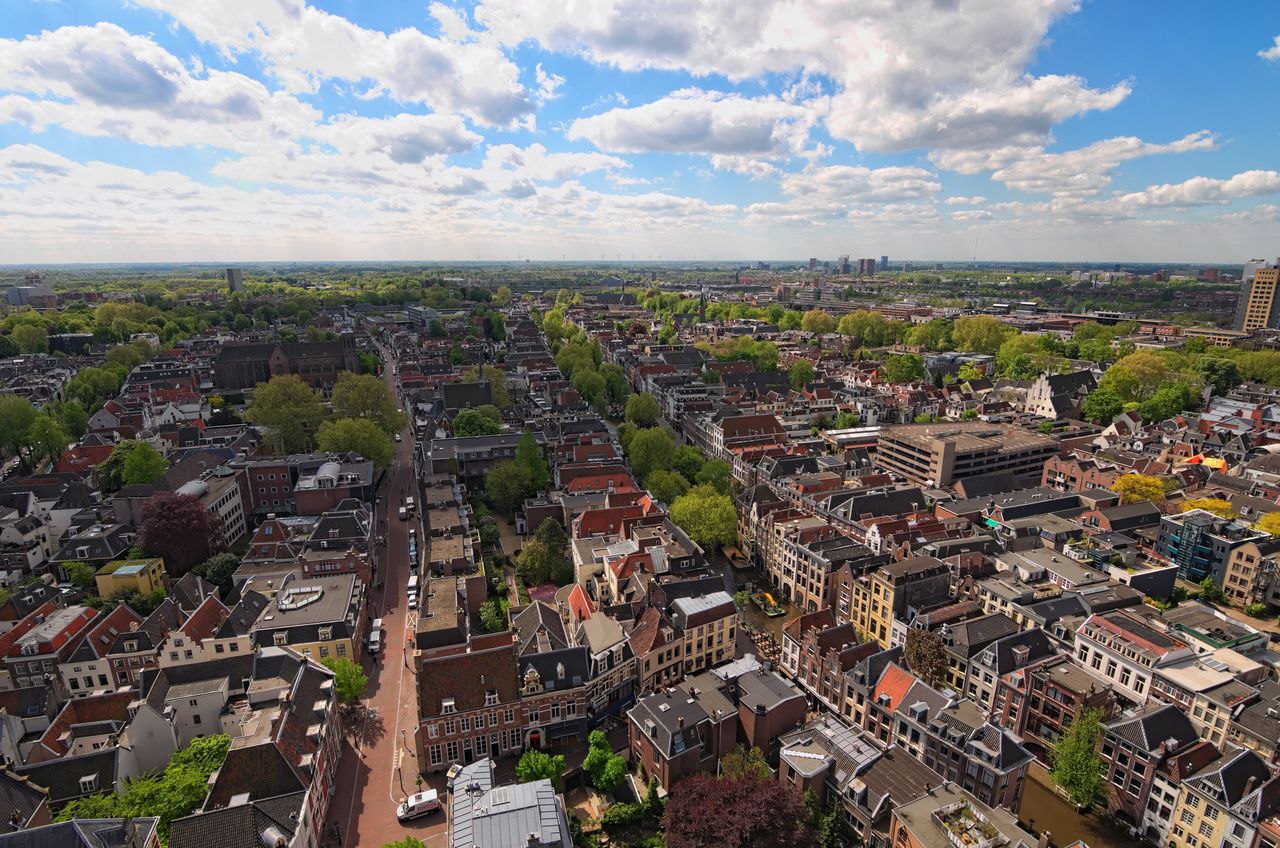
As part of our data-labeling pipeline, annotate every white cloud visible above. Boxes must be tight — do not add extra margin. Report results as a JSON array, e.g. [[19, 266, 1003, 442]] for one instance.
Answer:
[[568, 89, 816, 157], [945, 196, 987, 205], [1114, 170, 1280, 208], [477, 0, 1127, 154], [779, 165, 941, 201], [534, 63, 565, 103], [0, 23, 319, 150], [134, 0, 533, 126], [709, 155, 778, 180], [951, 209, 994, 221], [1260, 35, 1280, 61]]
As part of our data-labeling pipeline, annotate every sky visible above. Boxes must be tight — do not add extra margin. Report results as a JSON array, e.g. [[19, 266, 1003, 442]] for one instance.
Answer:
[[1, 1, 1278, 264]]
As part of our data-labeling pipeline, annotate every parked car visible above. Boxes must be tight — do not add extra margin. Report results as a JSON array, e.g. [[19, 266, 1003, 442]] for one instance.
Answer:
[[367, 619, 384, 654], [396, 790, 440, 821], [398, 506, 408, 521], [394, 432, 402, 442]]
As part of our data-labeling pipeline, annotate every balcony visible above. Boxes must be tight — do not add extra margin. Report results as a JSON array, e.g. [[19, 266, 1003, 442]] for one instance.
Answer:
[[931, 801, 1006, 848]]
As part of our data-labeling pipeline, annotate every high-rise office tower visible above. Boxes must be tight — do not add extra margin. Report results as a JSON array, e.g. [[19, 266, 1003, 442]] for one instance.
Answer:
[[1236, 258, 1280, 330], [880, 255, 889, 271], [226, 268, 245, 293], [809, 257, 818, 271], [838, 255, 850, 274]]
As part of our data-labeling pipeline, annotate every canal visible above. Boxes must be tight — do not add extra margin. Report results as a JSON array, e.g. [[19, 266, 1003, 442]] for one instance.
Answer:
[[1018, 764, 1139, 848]]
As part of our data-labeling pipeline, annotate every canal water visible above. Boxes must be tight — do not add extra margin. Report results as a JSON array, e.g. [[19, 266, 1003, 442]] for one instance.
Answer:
[[1018, 765, 1139, 848]]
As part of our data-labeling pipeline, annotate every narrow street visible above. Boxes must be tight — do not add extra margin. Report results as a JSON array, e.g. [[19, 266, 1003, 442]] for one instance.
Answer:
[[326, 344, 448, 848]]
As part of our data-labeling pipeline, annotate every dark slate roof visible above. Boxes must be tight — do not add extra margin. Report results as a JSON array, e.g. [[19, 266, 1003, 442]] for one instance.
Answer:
[[1232, 679, 1280, 747], [217, 590, 269, 637], [941, 613, 1020, 658], [1104, 704, 1199, 753], [979, 628, 1058, 674], [16, 749, 120, 806], [0, 818, 160, 848], [170, 792, 304, 848], [170, 573, 219, 613], [0, 766, 47, 831], [1184, 747, 1275, 816], [511, 602, 569, 657], [206, 744, 305, 810], [519, 646, 589, 693]]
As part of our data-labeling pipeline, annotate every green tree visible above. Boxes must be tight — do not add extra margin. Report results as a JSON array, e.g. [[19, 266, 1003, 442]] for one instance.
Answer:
[[646, 469, 691, 504], [1198, 357, 1243, 397], [906, 318, 953, 351], [245, 375, 326, 454], [625, 393, 660, 427], [1048, 708, 1106, 809], [12, 323, 47, 354], [628, 427, 676, 479], [801, 310, 836, 335], [1082, 383, 1125, 422], [598, 363, 629, 405], [494, 285, 513, 306], [330, 371, 406, 435], [904, 628, 948, 688], [63, 561, 97, 590], [515, 539, 571, 585], [515, 430, 552, 492], [96, 440, 168, 492], [1139, 382, 1194, 422], [25, 415, 67, 468], [837, 310, 889, 346], [57, 400, 89, 439], [322, 656, 368, 705], [695, 459, 732, 494], [583, 730, 628, 792], [428, 319, 447, 337], [0, 396, 36, 459], [193, 552, 240, 596], [880, 354, 924, 383], [573, 369, 608, 409], [1096, 351, 1176, 403], [673, 444, 705, 481], [479, 598, 509, 632], [719, 744, 770, 781], [384, 839, 428, 848], [670, 485, 737, 550], [453, 407, 503, 437], [1198, 577, 1229, 604], [488, 460, 532, 515], [316, 418, 394, 467], [789, 360, 816, 390], [952, 315, 1014, 355], [534, 517, 567, 550], [516, 750, 565, 792]]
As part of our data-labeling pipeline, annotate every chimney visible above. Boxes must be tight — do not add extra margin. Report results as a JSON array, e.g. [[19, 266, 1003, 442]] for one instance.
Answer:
[[677, 715, 685, 728], [1037, 831, 1051, 848]]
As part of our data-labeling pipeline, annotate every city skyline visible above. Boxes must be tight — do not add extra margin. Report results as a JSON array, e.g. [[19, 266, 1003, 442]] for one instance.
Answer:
[[1, 2, 1279, 263]]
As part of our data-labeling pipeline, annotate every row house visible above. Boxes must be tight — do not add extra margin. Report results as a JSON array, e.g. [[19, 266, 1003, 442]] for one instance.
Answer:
[[416, 625, 525, 774], [993, 655, 1115, 761], [1075, 610, 1196, 704], [1101, 703, 1204, 827], [760, 512, 882, 614], [847, 555, 950, 648], [0, 604, 98, 695], [861, 662, 1034, 812], [58, 604, 144, 698], [1167, 747, 1280, 848]]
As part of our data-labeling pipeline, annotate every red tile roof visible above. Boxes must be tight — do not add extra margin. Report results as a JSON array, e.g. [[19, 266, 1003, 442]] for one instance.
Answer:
[[872, 663, 917, 712]]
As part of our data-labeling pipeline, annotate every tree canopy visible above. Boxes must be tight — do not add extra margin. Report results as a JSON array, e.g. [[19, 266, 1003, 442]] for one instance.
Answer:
[[627, 427, 676, 479], [625, 393, 660, 427], [515, 750, 565, 792], [322, 656, 368, 705], [1112, 473, 1166, 505], [330, 371, 405, 435], [317, 418, 394, 467], [244, 375, 326, 454], [670, 484, 737, 550], [1049, 707, 1106, 809], [137, 491, 225, 577]]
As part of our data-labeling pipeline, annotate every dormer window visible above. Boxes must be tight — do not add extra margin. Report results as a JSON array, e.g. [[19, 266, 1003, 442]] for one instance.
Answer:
[[485, 692, 499, 706], [442, 698, 456, 715], [273, 633, 288, 647], [79, 774, 98, 794], [318, 627, 332, 642]]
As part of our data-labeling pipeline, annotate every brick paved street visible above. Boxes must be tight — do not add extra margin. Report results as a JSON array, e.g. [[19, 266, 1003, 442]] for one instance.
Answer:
[[325, 346, 448, 848]]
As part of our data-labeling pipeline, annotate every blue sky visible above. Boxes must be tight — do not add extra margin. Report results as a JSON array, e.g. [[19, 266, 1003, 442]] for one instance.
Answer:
[[0, 1, 1278, 263]]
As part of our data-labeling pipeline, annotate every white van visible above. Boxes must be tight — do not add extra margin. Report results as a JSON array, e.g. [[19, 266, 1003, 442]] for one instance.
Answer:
[[407, 574, 419, 594], [366, 618, 384, 654], [396, 789, 440, 821]]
